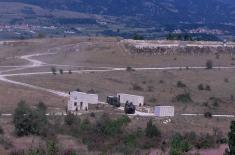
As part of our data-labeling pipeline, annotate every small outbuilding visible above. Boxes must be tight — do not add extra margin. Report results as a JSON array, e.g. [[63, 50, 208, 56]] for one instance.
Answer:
[[154, 106, 174, 117], [68, 91, 98, 111], [117, 93, 144, 107]]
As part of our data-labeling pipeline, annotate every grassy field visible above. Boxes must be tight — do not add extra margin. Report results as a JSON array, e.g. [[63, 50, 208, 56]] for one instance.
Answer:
[[0, 37, 234, 154]]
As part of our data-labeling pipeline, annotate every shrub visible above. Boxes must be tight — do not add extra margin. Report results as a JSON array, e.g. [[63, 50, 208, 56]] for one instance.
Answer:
[[87, 89, 96, 94], [69, 69, 72, 74], [132, 83, 143, 91], [0, 126, 3, 134], [126, 66, 135, 72], [90, 112, 96, 117], [59, 69, 64, 74], [124, 134, 137, 148], [0, 136, 13, 150], [147, 86, 154, 92], [204, 112, 212, 118], [76, 88, 81, 92], [95, 114, 130, 136], [51, 67, 57, 75], [224, 78, 229, 83], [133, 33, 144, 40], [47, 140, 59, 155], [159, 80, 164, 84], [205, 85, 211, 91], [170, 133, 191, 155], [148, 97, 157, 103], [206, 60, 213, 69], [198, 84, 204, 90], [37, 101, 47, 113], [177, 81, 186, 88], [145, 119, 161, 138], [228, 120, 235, 154], [64, 113, 80, 126], [195, 134, 216, 149], [175, 93, 192, 103], [13, 101, 48, 136]]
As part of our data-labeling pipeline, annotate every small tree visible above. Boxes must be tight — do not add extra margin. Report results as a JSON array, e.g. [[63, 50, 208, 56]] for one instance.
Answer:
[[37, 101, 47, 113], [59, 69, 64, 74], [198, 84, 204, 90], [206, 60, 213, 69], [204, 112, 212, 118], [205, 85, 211, 91], [126, 66, 135, 72], [0, 126, 4, 134], [68, 69, 72, 74], [228, 121, 235, 155], [145, 119, 160, 138], [13, 101, 48, 136], [177, 81, 186, 88], [64, 113, 79, 126], [51, 67, 57, 75]]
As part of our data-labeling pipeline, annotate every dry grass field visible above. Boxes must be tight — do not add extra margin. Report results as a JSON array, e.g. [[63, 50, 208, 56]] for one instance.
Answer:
[[0, 37, 235, 154]]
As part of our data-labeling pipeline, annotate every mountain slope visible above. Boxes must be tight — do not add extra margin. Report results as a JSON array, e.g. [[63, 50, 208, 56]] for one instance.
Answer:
[[3, 0, 235, 25]]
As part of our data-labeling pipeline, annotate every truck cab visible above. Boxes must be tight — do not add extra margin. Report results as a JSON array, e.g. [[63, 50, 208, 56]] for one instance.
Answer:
[[125, 102, 136, 114], [107, 96, 121, 107]]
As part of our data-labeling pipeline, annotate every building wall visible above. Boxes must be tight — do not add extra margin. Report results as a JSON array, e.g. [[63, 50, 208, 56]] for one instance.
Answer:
[[154, 106, 174, 117], [117, 93, 144, 107], [68, 91, 98, 111]]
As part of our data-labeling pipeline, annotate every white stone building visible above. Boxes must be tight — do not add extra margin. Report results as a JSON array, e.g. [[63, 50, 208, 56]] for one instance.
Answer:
[[68, 91, 98, 111], [117, 93, 144, 107]]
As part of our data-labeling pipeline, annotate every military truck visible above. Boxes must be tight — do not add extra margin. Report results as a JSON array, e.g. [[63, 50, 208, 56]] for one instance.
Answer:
[[124, 102, 136, 114], [107, 96, 121, 107]]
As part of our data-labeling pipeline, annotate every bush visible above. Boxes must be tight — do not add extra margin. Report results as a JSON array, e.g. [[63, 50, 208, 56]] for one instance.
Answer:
[[0, 126, 3, 134], [195, 134, 216, 149], [204, 112, 212, 118], [177, 81, 187, 88], [198, 84, 204, 90], [206, 60, 213, 69], [51, 67, 57, 75], [126, 66, 135, 72], [69, 69, 72, 74], [132, 83, 143, 91], [13, 101, 48, 136], [59, 69, 64, 74], [147, 86, 154, 92], [90, 112, 96, 117], [37, 101, 47, 113], [95, 114, 130, 136], [170, 133, 191, 155], [224, 78, 229, 83], [175, 93, 192, 103], [133, 33, 144, 40], [64, 113, 79, 126], [228, 121, 235, 154], [148, 97, 157, 103], [205, 85, 211, 91], [0, 136, 13, 150], [145, 119, 161, 138], [87, 89, 96, 94]]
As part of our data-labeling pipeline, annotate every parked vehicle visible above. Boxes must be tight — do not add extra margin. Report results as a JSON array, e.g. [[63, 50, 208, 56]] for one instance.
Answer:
[[107, 96, 121, 107], [125, 102, 136, 114]]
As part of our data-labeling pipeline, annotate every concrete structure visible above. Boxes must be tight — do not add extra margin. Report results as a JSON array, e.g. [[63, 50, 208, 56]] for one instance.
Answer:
[[154, 106, 174, 117], [117, 93, 144, 107], [68, 91, 98, 111]]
